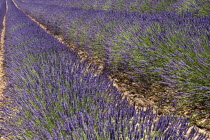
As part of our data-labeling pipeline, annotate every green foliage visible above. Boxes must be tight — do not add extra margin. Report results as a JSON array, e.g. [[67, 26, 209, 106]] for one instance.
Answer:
[[103, 0, 111, 10]]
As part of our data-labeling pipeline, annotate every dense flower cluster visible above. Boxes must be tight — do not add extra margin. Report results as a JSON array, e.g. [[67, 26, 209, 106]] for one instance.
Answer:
[[18, 0, 210, 15], [14, 0, 210, 115], [2, 0, 208, 139]]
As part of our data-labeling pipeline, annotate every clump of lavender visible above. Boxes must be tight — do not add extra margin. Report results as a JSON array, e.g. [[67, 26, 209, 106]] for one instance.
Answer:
[[2, 0, 208, 139], [0, 0, 6, 33]]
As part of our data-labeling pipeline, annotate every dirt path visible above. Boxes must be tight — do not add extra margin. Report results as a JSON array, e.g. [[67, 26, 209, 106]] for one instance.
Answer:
[[0, 1, 7, 140], [12, 0, 210, 139]]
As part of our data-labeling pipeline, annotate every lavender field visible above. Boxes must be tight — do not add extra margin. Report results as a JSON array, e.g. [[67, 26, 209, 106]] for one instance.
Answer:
[[0, 0, 210, 139]]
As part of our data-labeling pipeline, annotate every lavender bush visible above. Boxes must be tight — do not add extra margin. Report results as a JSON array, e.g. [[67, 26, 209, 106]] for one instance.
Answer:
[[0, 0, 6, 33], [14, 0, 210, 117], [1, 0, 208, 139]]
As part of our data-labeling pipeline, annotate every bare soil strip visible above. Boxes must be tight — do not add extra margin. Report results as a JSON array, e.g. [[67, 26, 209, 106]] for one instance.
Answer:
[[0, 2, 7, 140], [12, 0, 210, 138], [0, 14, 6, 101]]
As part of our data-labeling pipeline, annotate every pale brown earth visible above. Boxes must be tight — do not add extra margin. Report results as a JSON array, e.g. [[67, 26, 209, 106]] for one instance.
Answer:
[[0, 19, 5, 102], [12, 0, 210, 139]]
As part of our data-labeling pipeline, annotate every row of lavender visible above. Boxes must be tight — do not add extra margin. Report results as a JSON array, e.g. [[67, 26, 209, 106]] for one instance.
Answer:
[[19, 0, 210, 15], [3, 0, 208, 139], [0, 0, 6, 35], [14, 0, 210, 117]]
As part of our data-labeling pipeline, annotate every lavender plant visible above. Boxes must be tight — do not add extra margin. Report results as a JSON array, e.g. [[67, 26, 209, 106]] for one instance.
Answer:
[[0, 0, 6, 33], [14, 0, 210, 118], [2, 0, 209, 139]]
